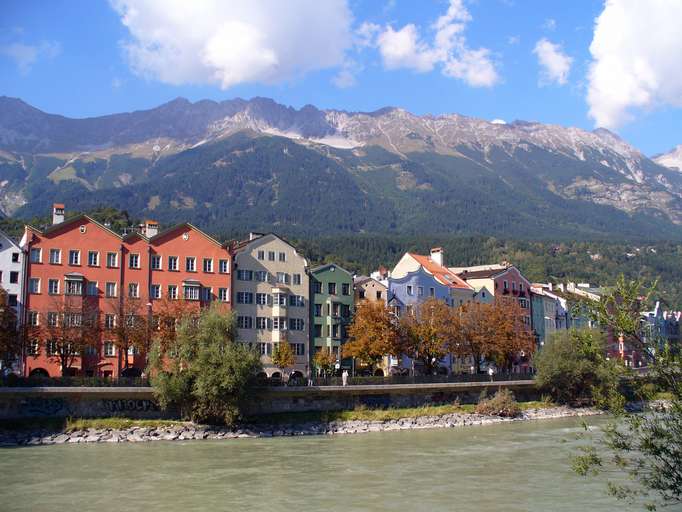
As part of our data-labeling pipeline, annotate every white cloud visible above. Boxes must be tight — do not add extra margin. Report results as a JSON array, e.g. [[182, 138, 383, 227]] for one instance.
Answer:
[[0, 40, 61, 74], [587, 0, 682, 129], [110, 0, 352, 89], [332, 60, 362, 88], [507, 35, 520, 45], [373, 0, 499, 87], [491, 118, 506, 124], [533, 38, 572, 86]]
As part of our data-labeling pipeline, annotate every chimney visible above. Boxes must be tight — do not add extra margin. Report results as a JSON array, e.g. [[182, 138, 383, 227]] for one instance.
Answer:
[[52, 203, 65, 225], [430, 247, 443, 267], [143, 220, 159, 238]]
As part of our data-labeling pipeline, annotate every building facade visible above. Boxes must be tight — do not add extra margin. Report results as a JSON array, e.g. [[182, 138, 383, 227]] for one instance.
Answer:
[[21, 205, 232, 378], [310, 264, 354, 363], [232, 233, 310, 379], [354, 276, 388, 305], [0, 229, 24, 372]]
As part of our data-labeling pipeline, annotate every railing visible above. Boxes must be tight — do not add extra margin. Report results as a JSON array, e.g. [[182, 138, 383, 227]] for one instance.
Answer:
[[261, 372, 535, 387], [0, 375, 151, 388]]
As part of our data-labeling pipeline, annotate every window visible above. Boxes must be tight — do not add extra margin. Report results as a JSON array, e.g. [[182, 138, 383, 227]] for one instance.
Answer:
[[259, 343, 271, 356], [11, 252, 19, 263], [8, 294, 17, 306], [289, 295, 304, 307], [268, 251, 275, 261], [256, 317, 268, 330], [519, 283, 525, 292], [237, 292, 254, 304], [376, 291, 383, 300], [519, 298, 529, 308], [65, 279, 83, 296], [105, 282, 117, 298], [185, 257, 196, 272], [256, 293, 269, 305], [104, 314, 116, 330], [128, 283, 139, 298], [314, 324, 322, 337], [254, 270, 268, 282], [257, 250, 265, 261], [69, 250, 80, 266], [237, 269, 253, 281], [218, 288, 230, 302], [407, 285, 413, 296], [129, 253, 140, 269], [342, 283, 350, 295], [26, 340, 39, 356], [430, 287, 436, 297], [9, 271, 18, 284], [313, 281, 322, 294], [203, 258, 213, 273], [328, 282, 337, 295], [47, 312, 58, 327], [46, 340, 58, 355], [168, 256, 179, 271], [48, 279, 59, 295], [183, 285, 199, 301], [28, 311, 39, 326], [86, 281, 98, 296], [84, 346, 97, 356], [290, 343, 305, 356], [512, 281, 517, 291], [106, 252, 118, 268], [168, 285, 178, 300], [276, 272, 290, 285], [237, 316, 253, 329], [151, 255, 162, 270], [64, 313, 82, 327], [273, 293, 287, 306], [314, 304, 322, 317], [30, 248, 42, 263], [293, 273, 302, 286], [272, 317, 287, 330], [219, 259, 229, 274], [278, 252, 286, 262], [341, 304, 350, 318], [417, 286, 424, 297], [49, 249, 61, 264], [150, 284, 161, 299], [29, 278, 40, 294], [201, 287, 212, 302], [290, 318, 305, 331], [104, 342, 116, 357], [503, 280, 509, 290], [88, 251, 99, 267]]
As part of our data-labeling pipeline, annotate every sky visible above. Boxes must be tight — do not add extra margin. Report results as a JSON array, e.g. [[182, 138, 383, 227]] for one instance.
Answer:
[[1, 0, 681, 156]]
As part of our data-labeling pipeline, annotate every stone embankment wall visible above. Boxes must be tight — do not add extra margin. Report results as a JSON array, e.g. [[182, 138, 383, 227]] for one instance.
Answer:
[[0, 380, 538, 420]]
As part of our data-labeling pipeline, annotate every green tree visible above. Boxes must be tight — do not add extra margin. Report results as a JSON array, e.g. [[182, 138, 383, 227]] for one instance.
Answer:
[[148, 305, 262, 425], [0, 287, 20, 370], [573, 277, 682, 511], [534, 328, 625, 408]]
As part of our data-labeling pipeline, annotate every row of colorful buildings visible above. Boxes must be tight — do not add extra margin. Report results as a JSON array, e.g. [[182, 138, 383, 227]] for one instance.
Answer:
[[0, 204, 667, 379]]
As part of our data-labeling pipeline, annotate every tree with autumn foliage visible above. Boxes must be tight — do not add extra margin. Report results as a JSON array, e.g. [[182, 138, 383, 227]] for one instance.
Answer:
[[106, 296, 149, 375], [313, 346, 337, 377], [34, 296, 101, 376], [150, 297, 196, 355], [0, 287, 20, 370], [343, 300, 401, 371], [486, 299, 536, 371], [398, 298, 455, 375], [271, 341, 296, 379], [448, 301, 495, 373]]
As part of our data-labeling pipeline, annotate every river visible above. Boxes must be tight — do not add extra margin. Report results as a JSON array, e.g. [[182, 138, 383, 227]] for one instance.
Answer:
[[0, 416, 634, 512]]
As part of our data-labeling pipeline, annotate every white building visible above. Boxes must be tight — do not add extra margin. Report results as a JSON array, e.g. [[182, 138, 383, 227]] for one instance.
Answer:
[[0, 229, 24, 372]]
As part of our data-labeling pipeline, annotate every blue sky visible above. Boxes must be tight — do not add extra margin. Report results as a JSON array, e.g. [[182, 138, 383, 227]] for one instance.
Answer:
[[1, 0, 680, 156]]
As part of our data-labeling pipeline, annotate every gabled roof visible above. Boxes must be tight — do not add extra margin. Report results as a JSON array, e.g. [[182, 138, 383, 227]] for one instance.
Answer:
[[27, 214, 123, 240], [0, 228, 21, 248], [407, 253, 472, 290], [311, 263, 353, 277], [148, 222, 229, 249]]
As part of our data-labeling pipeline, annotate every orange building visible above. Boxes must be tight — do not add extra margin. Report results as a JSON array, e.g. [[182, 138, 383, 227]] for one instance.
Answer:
[[21, 205, 232, 378]]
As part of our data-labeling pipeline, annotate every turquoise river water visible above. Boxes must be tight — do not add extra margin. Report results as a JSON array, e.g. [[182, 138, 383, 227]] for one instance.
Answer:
[[0, 416, 641, 512]]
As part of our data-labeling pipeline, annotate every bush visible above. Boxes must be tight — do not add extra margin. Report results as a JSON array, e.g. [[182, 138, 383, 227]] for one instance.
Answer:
[[475, 389, 521, 417], [149, 305, 263, 425], [534, 328, 625, 409]]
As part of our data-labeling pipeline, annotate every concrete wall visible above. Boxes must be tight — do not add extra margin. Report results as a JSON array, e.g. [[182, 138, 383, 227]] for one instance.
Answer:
[[0, 381, 538, 420]]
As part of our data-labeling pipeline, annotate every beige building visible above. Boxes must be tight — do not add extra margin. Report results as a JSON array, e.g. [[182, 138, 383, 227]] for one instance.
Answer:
[[353, 276, 388, 304], [232, 233, 310, 379]]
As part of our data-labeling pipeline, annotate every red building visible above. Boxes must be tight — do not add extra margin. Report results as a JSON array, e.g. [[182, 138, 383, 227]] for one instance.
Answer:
[[21, 205, 232, 378]]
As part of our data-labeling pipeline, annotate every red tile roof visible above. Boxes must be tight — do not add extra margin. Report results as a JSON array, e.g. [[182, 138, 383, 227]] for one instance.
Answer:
[[408, 253, 473, 290]]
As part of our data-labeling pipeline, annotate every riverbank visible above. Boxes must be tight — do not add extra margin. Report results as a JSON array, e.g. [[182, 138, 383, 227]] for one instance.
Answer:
[[0, 405, 603, 446]]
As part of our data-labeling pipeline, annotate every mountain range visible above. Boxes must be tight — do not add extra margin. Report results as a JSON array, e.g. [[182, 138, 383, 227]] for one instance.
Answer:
[[1, 95, 682, 240]]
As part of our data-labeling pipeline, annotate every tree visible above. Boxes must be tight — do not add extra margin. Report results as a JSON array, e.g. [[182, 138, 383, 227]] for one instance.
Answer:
[[271, 341, 295, 379], [0, 287, 20, 370], [486, 299, 536, 371], [106, 296, 149, 374], [448, 301, 495, 373], [148, 305, 262, 425], [313, 347, 337, 377], [398, 298, 453, 375], [573, 276, 682, 510], [343, 300, 401, 370], [534, 328, 624, 408], [34, 296, 101, 376], [151, 297, 195, 354]]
